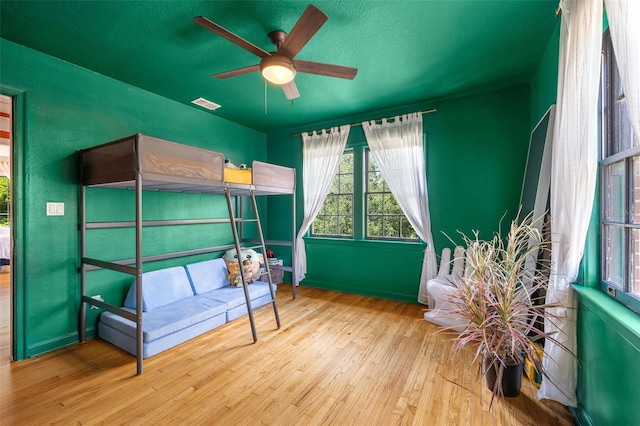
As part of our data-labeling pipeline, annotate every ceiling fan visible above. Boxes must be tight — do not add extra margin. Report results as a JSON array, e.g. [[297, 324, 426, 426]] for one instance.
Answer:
[[194, 4, 358, 100]]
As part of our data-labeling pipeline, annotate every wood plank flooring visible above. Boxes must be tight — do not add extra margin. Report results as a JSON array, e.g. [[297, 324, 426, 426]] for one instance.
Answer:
[[0, 269, 9, 364], [0, 283, 575, 425]]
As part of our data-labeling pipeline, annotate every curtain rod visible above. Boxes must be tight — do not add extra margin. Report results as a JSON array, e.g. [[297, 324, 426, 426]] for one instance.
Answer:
[[291, 108, 437, 137]]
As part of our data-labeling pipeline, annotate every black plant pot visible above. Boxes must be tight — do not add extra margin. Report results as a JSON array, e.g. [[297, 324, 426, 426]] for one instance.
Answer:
[[483, 356, 524, 397]]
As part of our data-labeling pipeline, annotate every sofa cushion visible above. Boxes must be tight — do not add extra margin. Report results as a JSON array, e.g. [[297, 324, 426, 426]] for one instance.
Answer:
[[200, 281, 275, 310], [123, 266, 194, 312], [102, 295, 227, 342], [226, 292, 275, 322], [98, 313, 227, 359], [185, 258, 229, 294]]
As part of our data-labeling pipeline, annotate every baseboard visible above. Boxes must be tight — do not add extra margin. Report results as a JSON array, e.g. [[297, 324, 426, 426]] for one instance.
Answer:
[[301, 279, 420, 304], [26, 326, 97, 358]]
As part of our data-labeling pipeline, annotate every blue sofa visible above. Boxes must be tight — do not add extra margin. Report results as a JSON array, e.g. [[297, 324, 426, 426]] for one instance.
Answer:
[[98, 258, 276, 358]]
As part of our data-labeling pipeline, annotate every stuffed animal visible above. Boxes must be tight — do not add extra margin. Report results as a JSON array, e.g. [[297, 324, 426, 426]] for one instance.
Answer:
[[226, 261, 243, 287], [223, 248, 262, 285], [242, 259, 254, 282]]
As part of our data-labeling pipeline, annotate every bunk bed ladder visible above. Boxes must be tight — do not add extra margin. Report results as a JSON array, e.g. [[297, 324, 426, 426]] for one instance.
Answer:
[[224, 188, 281, 343], [247, 190, 281, 329]]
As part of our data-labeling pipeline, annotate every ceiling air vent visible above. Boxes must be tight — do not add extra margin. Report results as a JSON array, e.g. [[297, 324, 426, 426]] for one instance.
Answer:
[[191, 97, 221, 111]]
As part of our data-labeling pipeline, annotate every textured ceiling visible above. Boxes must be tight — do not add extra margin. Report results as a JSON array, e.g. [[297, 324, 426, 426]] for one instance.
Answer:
[[0, 1, 559, 132]]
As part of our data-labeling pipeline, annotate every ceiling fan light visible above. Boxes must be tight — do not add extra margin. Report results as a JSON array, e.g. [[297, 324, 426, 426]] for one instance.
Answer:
[[260, 54, 296, 85]]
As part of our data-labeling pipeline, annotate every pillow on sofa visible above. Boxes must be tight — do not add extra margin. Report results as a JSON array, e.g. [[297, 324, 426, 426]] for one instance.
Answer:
[[123, 266, 194, 312], [184, 258, 229, 294]]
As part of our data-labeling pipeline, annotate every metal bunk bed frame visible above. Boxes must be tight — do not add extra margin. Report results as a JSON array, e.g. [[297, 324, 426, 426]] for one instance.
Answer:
[[78, 134, 296, 374]]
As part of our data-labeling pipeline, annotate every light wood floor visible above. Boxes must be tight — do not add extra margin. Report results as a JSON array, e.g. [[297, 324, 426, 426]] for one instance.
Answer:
[[0, 284, 574, 425], [0, 270, 9, 364]]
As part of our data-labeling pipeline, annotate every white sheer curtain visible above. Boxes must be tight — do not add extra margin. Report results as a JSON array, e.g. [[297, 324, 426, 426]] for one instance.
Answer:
[[538, 0, 602, 406], [605, 0, 640, 141], [362, 112, 436, 305], [294, 125, 350, 282]]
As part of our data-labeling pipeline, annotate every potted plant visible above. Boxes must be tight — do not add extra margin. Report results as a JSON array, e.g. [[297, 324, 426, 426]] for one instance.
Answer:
[[440, 212, 572, 403]]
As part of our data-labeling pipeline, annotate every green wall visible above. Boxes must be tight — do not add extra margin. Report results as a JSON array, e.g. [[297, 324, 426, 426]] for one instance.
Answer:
[[0, 39, 267, 359], [268, 85, 531, 303], [531, 22, 560, 127], [574, 287, 640, 425], [529, 20, 640, 425]]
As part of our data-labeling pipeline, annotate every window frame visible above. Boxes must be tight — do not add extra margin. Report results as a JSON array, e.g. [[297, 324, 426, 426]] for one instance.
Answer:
[[599, 28, 640, 314]]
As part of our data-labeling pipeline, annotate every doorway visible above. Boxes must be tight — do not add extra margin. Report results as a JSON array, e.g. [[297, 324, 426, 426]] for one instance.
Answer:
[[0, 94, 13, 362]]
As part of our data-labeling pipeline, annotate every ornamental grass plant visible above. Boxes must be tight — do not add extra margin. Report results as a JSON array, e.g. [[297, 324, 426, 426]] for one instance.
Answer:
[[442, 212, 573, 402]]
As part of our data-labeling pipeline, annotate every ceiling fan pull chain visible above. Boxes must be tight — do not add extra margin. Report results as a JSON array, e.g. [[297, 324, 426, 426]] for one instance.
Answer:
[[264, 80, 268, 115]]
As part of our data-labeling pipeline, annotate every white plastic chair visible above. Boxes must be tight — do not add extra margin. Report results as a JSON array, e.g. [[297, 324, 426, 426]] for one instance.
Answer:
[[423, 246, 470, 331]]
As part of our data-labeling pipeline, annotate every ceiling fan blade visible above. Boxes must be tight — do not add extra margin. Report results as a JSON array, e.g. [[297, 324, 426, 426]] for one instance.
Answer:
[[278, 5, 328, 58], [194, 16, 270, 58], [295, 60, 358, 80], [282, 80, 300, 100], [213, 64, 260, 79]]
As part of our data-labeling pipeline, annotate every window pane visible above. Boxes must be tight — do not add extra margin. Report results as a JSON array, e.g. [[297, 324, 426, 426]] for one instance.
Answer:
[[604, 161, 625, 222], [605, 37, 637, 156], [402, 218, 418, 240], [368, 155, 378, 172], [338, 195, 352, 215], [341, 174, 353, 193], [384, 194, 401, 215], [340, 216, 353, 236], [383, 216, 400, 238], [631, 228, 640, 297], [365, 148, 418, 241], [632, 157, 640, 224], [311, 151, 354, 238], [603, 224, 624, 288], [330, 177, 340, 194], [368, 216, 383, 237], [325, 196, 338, 214], [613, 94, 637, 154], [325, 216, 339, 235], [312, 219, 325, 235], [368, 171, 384, 192], [367, 194, 383, 214], [341, 153, 354, 173]]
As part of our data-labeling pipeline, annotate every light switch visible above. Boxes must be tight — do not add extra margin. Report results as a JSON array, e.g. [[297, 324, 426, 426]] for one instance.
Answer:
[[46, 202, 64, 216]]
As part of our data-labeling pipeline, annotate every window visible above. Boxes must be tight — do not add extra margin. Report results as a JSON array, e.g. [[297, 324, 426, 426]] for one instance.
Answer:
[[600, 29, 640, 313], [311, 151, 353, 238], [311, 147, 419, 242], [366, 149, 419, 241]]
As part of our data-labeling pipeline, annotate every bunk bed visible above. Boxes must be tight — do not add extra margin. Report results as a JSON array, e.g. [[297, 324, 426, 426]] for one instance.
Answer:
[[79, 133, 296, 374]]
